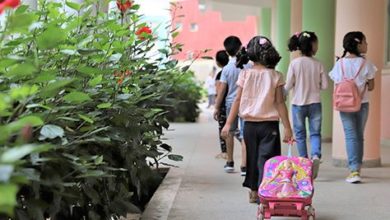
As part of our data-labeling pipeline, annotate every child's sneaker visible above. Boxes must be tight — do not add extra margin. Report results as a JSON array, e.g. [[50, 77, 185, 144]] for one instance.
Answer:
[[346, 171, 361, 183], [312, 157, 320, 179], [240, 167, 247, 176], [224, 161, 234, 173]]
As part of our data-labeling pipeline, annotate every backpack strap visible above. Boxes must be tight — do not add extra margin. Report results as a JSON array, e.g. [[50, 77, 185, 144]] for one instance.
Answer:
[[340, 58, 366, 81], [340, 58, 367, 98]]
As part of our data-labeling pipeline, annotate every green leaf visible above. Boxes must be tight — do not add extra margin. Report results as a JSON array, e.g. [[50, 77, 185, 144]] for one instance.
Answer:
[[159, 144, 172, 152], [7, 13, 37, 33], [172, 31, 180, 38], [0, 144, 51, 163], [32, 70, 56, 83], [97, 103, 111, 109], [0, 184, 18, 216], [78, 114, 94, 124], [26, 104, 52, 110], [63, 92, 91, 104], [39, 79, 75, 98], [0, 94, 11, 112], [144, 108, 164, 118], [15, 5, 29, 14], [181, 65, 190, 72], [6, 62, 38, 78], [76, 170, 106, 178], [88, 75, 103, 86], [77, 49, 101, 55], [39, 124, 64, 140], [66, 1, 81, 11], [167, 154, 183, 161], [77, 66, 104, 76], [10, 85, 39, 100], [37, 25, 67, 49], [7, 116, 44, 133], [57, 116, 80, 122], [94, 156, 103, 165]]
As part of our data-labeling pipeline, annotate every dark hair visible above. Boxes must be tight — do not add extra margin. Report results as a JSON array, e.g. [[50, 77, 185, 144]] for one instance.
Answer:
[[288, 31, 318, 56], [223, 36, 242, 56], [339, 31, 365, 59], [215, 50, 229, 67], [236, 47, 250, 69], [246, 36, 281, 69]]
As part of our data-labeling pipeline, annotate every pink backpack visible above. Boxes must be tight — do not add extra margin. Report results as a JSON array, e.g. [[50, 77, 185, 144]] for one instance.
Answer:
[[333, 59, 365, 112]]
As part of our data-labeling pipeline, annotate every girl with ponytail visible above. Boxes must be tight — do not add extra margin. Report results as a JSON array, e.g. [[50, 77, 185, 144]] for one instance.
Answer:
[[329, 31, 377, 184], [284, 31, 328, 179], [221, 36, 293, 203]]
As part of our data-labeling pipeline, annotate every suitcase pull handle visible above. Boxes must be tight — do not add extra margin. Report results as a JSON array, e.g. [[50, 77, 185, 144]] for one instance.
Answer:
[[287, 140, 296, 158]]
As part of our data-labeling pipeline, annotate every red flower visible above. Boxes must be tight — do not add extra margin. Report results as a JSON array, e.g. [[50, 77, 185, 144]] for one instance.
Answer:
[[135, 26, 152, 40], [0, 0, 20, 14], [124, 70, 132, 76], [114, 70, 132, 85], [116, 0, 132, 13], [117, 77, 124, 85]]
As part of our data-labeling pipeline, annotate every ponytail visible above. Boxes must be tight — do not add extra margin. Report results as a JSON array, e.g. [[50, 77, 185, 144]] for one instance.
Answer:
[[288, 34, 300, 52], [236, 47, 250, 69]]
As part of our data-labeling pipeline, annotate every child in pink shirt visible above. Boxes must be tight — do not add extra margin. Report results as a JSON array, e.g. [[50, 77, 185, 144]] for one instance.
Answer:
[[284, 31, 328, 179], [221, 36, 293, 203]]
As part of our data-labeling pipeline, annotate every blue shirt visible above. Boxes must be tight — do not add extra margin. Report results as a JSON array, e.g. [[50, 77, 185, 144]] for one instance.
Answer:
[[220, 57, 252, 106]]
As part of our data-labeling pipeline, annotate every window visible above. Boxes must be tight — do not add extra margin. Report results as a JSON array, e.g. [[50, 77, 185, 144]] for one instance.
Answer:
[[198, 3, 206, 12], [190, 23, 198, 32]]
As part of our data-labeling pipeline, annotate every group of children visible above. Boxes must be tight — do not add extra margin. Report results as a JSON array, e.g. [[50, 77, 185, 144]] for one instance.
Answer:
[[212, 31, 377, 203]]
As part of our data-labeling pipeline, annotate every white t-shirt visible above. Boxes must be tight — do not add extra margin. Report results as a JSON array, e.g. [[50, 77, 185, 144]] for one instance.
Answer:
[[285, 56, 328, 105], [329, 57, 377, 103], [205, 75, 216, 95]]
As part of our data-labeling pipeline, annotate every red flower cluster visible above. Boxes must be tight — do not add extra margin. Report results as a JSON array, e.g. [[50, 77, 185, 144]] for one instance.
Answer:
[[114, 70, 132, 85], [116, 0, 132, 13], [0, 0, 20, 14], [135, 26, 152, 40]]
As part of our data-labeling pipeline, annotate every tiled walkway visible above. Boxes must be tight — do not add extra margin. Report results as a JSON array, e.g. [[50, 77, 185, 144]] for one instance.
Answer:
[[162, 105, 390, 220]]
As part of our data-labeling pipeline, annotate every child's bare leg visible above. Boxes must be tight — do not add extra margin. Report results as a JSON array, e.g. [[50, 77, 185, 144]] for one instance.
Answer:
[[226, 133, 234, 162]]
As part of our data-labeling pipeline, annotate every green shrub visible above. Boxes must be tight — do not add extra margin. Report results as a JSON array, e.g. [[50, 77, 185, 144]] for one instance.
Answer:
[[0, 0, 198, 219]]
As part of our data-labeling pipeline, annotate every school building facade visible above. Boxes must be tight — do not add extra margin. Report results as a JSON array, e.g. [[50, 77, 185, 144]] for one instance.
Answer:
[[173, 0, 390, 168]]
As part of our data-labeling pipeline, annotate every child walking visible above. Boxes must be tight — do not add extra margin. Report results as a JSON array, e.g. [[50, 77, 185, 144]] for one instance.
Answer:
[[205, 68, 217, 108], [214, 50, 229, 159], [221, 36, 293, 203], [329, 31, 377, 183], [214, 36, 248, 175], [285, 31, 328, 179]]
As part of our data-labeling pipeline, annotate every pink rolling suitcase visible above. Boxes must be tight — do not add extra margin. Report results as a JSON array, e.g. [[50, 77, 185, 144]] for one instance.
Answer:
[[257, 145, 316, 220]]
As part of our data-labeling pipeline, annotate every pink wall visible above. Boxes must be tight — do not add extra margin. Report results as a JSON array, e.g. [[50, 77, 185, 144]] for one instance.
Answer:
[[171, 0, 257, 60], [381, 74, 390, 140]]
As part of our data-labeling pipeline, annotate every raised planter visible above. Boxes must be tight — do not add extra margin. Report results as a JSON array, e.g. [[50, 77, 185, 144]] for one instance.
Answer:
[[140, 168, 183, 220]]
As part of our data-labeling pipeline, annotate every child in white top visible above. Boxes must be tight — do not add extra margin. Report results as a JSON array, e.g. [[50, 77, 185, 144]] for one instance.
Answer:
[[329, 31, 377, 184], [284, 31, 328, 179]]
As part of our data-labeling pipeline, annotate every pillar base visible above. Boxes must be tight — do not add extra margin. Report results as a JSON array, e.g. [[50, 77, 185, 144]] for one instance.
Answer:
[[332, 158, 381, 168]]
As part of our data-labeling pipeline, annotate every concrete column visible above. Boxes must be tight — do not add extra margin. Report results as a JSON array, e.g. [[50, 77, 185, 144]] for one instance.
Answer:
[[302, 0, 336, 141], [290, 0, 302, 60], [260, 8, 272, 38], [332, 0, 385, 167], [275, 0, 291, 74]]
